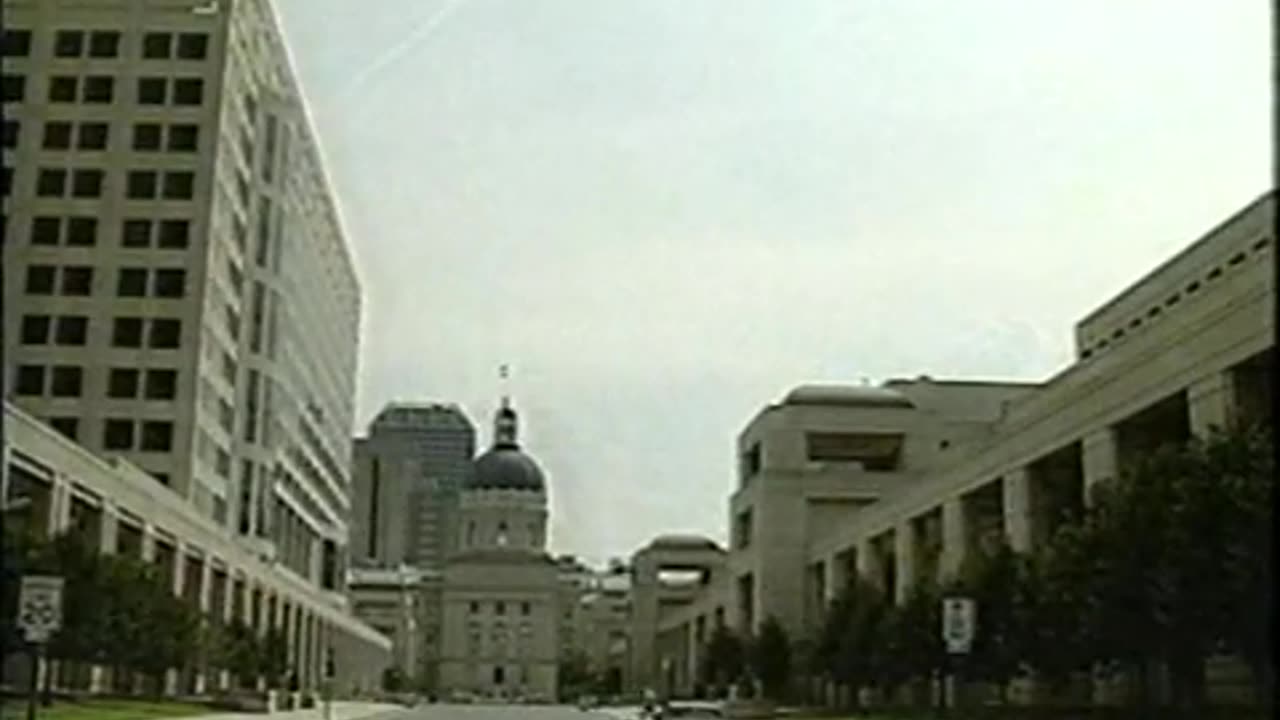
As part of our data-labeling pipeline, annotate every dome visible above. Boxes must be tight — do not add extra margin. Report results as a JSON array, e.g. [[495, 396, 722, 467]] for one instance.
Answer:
[[783, 384, 915, 409], [470, 446, 546, 491]]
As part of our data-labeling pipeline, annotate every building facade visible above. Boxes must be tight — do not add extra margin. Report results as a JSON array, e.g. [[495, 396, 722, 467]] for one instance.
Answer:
[[635, 192, 1275, 703], [350, 403, 476, 571]]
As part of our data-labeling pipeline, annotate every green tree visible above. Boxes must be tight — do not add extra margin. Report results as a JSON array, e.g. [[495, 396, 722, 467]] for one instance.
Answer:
[[880, 577, 945, 704], [700, 623, 746, 697], [947, 539, 1026, 700], [749, 615, 791, 701], [812, 574, 889, 713]]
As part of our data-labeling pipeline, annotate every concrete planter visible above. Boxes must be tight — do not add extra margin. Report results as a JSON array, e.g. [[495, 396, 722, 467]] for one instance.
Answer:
[[723, 699, 777, 718]]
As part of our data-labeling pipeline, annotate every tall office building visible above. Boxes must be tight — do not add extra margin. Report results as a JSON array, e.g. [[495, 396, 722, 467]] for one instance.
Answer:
[[2, 0, 360, 593], [352, 403, 476, 571]]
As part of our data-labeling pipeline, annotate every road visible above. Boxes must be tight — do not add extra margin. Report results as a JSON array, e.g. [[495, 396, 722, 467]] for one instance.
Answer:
[[373, 706, 638, 720]]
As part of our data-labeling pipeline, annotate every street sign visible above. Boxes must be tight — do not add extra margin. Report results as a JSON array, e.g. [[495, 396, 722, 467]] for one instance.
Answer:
[[941, 596, 975, 654], [18, 575, 64, 644]]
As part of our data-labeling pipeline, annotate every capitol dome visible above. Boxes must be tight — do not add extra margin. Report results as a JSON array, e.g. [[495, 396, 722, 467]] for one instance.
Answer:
[[467, 404, 546, 491]]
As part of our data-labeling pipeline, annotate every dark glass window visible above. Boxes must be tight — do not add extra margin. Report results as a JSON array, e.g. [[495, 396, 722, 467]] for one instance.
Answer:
[[167, 124, 198, 152], [137, 77, 166, 104], [142, 32, 171, 59], [111, 317, 144, 347], [132, 123, 162, 151], [31, 217, 61, 246], [1, 166, 10, 197], [48, 76, 77, 102], [108, 368, 139, 398], [149, 318, 181, 348], [162, 171, 194, 200], [48, 417, 79, 441], [61, 266, 93, 296], [140, 421, 173, 451], [1, 120, 17, 149], [25, 265, 56, 294], [66, 217, 97, 246], [158, 219, 190, 248], [1, 30, 33, 57], [71, 169, 104, 198], [173, 78, 203, 105], [117, 268, 148, 297], [176, 33, 208, 59], [77, 122, 109, 150], [122, 219, 152, 247], [15, 365, 45, 396], [43, 122, 72, 150], [145, 369, 177, 400], [88, 31, 121, 58], [82, 75, 114, 103], [54, 30, 84, 58], [1, 75, 26, 102], [55, 316, 88, 346], [20, 315, 52, 345], [50, 366, 83, 397], [153, 269, 185, 298], [103, 419, 135, 450], [126, 170, 157, 199], [36, 168, 67, 197]]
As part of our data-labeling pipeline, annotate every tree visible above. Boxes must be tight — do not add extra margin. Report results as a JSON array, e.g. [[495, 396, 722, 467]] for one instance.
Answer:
[[749, 616, 792, 701], [880, 577, 945, 704], [811, 574, 890, 712], [947, 539, 1026, 700], [700, 624, 746, 697]]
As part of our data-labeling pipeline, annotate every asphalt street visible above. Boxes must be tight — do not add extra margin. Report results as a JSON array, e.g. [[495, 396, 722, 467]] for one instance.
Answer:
[[371, 705, 639, 720]]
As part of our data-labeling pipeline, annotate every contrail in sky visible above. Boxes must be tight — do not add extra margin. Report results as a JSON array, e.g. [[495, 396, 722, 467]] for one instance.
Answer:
[[335, 0, 465, 102]]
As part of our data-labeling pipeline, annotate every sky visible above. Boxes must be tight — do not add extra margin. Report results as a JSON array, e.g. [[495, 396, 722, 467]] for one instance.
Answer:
[[273, 0, 1270, 565]]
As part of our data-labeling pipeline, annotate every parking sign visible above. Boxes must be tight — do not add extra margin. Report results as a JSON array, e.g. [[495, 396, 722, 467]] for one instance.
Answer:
[[941, 596, 975, 654], [18, 575, 64, 643]]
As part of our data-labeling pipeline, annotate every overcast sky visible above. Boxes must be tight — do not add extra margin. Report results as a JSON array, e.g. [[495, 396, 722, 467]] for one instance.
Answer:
[[274, 0, 1269, 565]]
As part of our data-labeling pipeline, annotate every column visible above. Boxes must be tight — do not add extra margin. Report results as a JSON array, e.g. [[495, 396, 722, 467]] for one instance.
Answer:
[[1081, 427, 1119, 505], [47, 476, 72, 537], [823, 555, 842, 604], [98, 502, 119, 555], [1002, 468, 1033, 553], [893, 522, 915, 604], [940, 497, 968, 580], [855, 538, 879, 588], [1188, 372, 1237, 437], [140, 525, 157, 562]]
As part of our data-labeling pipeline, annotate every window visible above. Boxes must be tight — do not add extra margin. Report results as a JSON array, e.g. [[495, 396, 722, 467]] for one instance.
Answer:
[[54, 30, 85, 58], [108, 368, 139, 398], [173, 78, 203, 105], [176, 33, 208, 59], [805, 432, 905, 471], [61, 266, 93, 296], [154, 269, 185, 297], [469, 601, 479, 614], [15, 366, 45, 396], [132, 123, 161, 151], [88, 31, 121, 58], [71, 169, 104, 198], [1, 120, 17, 149], [162, 171, 194, 199], [1, 30, 32, 57], [55, 316, 88, 346], [122, 219, 151, 247], [37, 168, 67, 197], [521, 602, 531, 616], [50, 366, 83, 397], [117, 268, 147, 297], [142, 32, 171, 59], [103, 419, 135, 450], [1, 166, 10, 196], [126, 170, 157, 199], [49, 76, 77, 102], [82, 76, 114, 103], [66, 217, 97, 246], [31, 217, 61, 245], [159, 220, 190, 248], [146, 369, 177, 400], [77, 122, 109, 150], [1, 75, 26, 102], [141, 421, 173, 451], [111, 317, 144, 347], [168, 124, 198, 152], [25, 265, 56, 294], [43, 122, 72, 150], [137, 77, 165, 104], [20, 315, 51, 345], [48, 418, 79, 441], [495, 601, 506, 616], [149, 318, 181, 348]]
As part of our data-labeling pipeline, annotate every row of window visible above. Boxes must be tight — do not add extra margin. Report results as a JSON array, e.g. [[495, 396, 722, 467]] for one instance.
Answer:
[[26, 216, 190, 249], [103, 418, 175, 452], [468, 601, 534, 616], [3, 120, 200, 153], [24, 265, 187, 298], [1, 74, 204, 105], [1, 29, 209, 61], [19, 314, 182, 349], [14, 365, 178, 401], [25, 167, 196, 200]]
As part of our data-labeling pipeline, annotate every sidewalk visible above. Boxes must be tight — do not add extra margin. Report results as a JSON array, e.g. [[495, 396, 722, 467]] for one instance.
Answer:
[[165, 701, 403, 720]]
